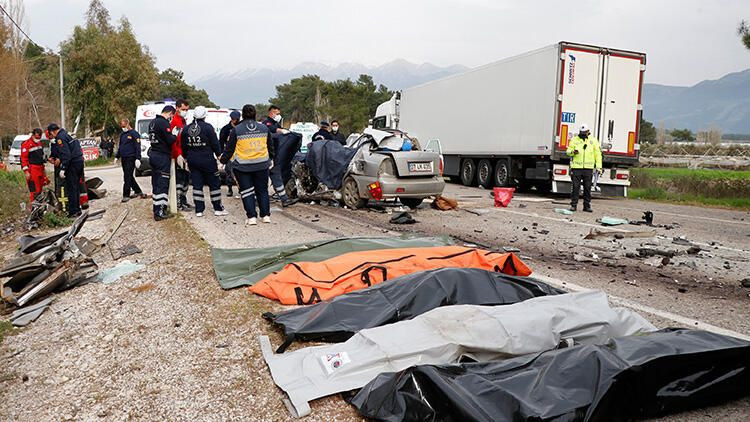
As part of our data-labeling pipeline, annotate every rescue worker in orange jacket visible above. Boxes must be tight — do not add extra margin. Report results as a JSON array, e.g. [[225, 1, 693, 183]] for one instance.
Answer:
[[21, 128, 49, 202]]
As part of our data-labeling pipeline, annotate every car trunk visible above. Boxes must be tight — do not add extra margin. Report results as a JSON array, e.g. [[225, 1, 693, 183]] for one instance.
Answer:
[[376, 151, 440, 177]]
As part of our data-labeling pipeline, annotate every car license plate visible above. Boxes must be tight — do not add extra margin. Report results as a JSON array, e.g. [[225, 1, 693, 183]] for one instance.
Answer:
[[409, 162, 433, 173]]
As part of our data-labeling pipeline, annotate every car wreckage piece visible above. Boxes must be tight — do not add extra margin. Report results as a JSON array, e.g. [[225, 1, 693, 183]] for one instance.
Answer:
[[350, 328, 750, 422], [259, 290, 656, 418], [1, 209, 103, 306], [263, 267, 565, 353]]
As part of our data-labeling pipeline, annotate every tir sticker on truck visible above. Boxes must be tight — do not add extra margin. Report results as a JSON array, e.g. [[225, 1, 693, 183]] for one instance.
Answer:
[[561, 112, 576, 123]]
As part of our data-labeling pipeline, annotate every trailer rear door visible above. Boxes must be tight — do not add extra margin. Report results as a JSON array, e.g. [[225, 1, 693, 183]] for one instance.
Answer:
[[556, 47, 602, 152], [599, 54, 644, 157]]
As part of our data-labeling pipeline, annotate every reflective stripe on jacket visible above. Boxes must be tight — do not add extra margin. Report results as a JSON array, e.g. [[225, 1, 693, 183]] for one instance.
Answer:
[[566, 135, 602, 169]]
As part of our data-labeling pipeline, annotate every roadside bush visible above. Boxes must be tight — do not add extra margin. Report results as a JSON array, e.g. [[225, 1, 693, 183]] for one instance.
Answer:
[[85, 156, 114, 167], [0, 170, 28, 225]]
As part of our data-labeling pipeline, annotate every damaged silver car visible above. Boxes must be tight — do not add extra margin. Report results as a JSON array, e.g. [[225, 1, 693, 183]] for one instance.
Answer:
[[289, 128, 445, 209]]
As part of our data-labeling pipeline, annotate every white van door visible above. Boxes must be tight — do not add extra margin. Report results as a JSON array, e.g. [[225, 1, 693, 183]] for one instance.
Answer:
[[557, 47, 603, 153], [599, 54, 643, 157]]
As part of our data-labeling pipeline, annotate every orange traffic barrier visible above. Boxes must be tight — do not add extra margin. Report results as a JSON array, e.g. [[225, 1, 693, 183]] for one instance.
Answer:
[[249, 246, 531, 305]]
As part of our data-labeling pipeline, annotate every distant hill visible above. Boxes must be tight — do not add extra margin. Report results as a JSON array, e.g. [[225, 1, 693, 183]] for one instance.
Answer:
[[643, 69, 750, 133], [193, 60, 468, 107]]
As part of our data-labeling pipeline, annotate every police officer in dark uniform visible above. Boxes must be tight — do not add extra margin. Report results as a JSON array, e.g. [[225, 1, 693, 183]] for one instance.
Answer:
[[117, 118, 146, 202], [311, 121, 334, 141], [47, 123, 84, 217], [183, 106, 228, 217], [219, 110, 241, 197], [261, 106, 297, 207], [148, 105, 177, 221]]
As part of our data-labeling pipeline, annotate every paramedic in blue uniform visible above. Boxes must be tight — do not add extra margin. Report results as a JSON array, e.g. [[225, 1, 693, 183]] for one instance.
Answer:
[[220, 104, 274, 226], [262, 106, 297, 207], [182, 106, 229, 217], [47, 123, 84, 217], [219, 110, 241, 198], [117, 118, 146, 202], [147, 105, 177, 221]]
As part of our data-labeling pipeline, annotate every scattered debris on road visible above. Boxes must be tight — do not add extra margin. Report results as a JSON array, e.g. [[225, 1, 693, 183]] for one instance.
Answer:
[[431, 195, 458, 210], [598, 216, 629, 226], [584, 228, 656, 239], [1, 210, 104, 309]]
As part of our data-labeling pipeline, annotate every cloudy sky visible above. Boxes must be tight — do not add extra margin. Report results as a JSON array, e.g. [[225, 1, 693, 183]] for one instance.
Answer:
[[20, 0, 750, 86]]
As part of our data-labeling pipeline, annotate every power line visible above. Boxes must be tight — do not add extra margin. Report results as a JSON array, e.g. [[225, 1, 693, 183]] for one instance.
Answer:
[[0, 2, 51, 52]]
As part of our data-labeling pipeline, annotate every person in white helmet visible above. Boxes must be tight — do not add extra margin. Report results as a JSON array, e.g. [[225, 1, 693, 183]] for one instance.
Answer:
[[566, 123, 602, 212], [181, 106, 229, 217]]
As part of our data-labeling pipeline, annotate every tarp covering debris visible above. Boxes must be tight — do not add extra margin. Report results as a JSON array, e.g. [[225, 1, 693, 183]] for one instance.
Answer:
[[260, 291, 655, 417], [249, 246, 532, 305], [211, 236, 455, 289], [350, 328, 750, 422], [264, 268, 564, 353], [304, 139, 357, 189]]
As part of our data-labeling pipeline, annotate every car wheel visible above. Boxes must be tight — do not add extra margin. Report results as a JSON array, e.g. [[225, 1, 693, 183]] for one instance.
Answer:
[[477, 159, 494, 189], [400, 197, 423, 209], [460, 159, 476, 186], [342, 176, 367, 209], [494, 160, 510, 187]]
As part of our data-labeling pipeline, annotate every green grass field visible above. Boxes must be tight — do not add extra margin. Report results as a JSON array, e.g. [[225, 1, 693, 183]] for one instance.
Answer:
[[629, 167, 750, 210]]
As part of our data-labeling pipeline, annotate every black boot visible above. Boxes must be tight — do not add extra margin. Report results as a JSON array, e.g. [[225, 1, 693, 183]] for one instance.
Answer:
[[154, 206, 173, 221], [227, 186, 234, 197]]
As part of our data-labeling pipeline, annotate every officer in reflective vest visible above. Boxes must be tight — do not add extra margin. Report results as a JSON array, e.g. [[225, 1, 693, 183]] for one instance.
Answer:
[[182, 106, 229, 217], [220, 104, 274, 226], [148, 105, 177, 221], [566, 123, 603, 212]]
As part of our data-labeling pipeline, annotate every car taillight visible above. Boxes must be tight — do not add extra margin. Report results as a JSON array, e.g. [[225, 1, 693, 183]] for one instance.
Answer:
[[616, 173, 629, 180], [554, 169, 567, 176], [368, 182, 383, 200], [439, 158, 444, 175]]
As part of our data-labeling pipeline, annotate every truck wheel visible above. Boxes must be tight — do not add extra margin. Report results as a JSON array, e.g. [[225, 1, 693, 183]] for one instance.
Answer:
[[477, 159, 494, 189], [494, 160, 510, 187], [342, 176, 367, 209], [460, 159, 476, 186], [400, 197, 423, 209]]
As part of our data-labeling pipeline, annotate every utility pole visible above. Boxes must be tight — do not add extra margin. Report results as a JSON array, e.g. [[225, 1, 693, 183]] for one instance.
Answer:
[[59, 55, 65, 128]]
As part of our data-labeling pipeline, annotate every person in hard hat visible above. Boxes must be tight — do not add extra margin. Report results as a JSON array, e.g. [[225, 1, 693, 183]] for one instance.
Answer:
[[219, 110, 241, 198], [566, 123, 602, 212], [220, 104, 274, 226], [20, 128, 49, 202], [182, 106, 229, 217]]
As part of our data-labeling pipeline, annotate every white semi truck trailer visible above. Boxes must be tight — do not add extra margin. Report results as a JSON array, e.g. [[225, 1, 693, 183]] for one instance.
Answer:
[[372, 42, 646, 196]]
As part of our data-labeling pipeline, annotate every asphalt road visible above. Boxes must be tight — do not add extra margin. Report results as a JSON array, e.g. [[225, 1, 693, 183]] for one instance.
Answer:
[[77, 165, 750, 420]]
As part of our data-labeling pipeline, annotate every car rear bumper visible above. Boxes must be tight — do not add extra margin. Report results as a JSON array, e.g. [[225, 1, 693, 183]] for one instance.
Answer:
[[377, 175, 446, 198]]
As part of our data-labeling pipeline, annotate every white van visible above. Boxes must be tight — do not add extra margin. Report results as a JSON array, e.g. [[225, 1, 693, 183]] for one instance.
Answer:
[[133, 102, 235, 176]]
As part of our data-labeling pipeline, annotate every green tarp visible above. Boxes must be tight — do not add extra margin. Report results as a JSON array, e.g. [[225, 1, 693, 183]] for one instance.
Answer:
[[211, 236, 456, 289]]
